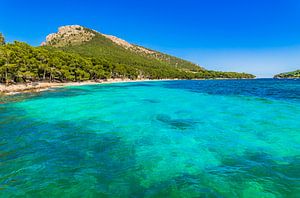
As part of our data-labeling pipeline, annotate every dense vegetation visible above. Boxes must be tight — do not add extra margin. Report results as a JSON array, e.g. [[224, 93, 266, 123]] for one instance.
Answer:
[[0, 32, 255, 84], [56, 29, 254, 79], [58, 33, 203, 73], [274, 70, 300, 78], [131, 44, 204, 72], [0, 41, 140, 84]]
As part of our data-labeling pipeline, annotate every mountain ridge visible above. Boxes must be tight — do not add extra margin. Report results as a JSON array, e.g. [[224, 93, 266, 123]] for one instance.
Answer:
[[42, 25, 204, 72]]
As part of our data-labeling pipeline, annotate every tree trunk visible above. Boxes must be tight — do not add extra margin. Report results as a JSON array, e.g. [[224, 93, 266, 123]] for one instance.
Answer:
[[43, 69, 46, 80], [74, 71, 77, 82], [5, 68, 8, 86]]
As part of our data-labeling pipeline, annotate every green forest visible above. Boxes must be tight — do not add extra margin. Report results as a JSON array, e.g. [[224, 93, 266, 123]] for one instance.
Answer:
[[0, 32, 255, 84], [274, 70, 300, 78]]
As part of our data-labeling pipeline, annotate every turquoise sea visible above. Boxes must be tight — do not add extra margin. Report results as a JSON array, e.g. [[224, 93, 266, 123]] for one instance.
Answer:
[[0, 79, 299, 197]]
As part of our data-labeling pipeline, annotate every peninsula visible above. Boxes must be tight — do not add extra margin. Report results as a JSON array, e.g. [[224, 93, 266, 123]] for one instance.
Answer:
[[274, 70, 300, 79], [0, 25, 255, 94]]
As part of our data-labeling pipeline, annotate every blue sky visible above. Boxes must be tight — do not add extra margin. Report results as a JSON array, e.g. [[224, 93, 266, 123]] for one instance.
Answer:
[[1, 0, 300, 77]]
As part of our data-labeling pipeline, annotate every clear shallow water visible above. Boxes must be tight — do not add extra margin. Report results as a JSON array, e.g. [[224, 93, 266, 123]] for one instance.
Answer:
[[0, 79, 299, 197]]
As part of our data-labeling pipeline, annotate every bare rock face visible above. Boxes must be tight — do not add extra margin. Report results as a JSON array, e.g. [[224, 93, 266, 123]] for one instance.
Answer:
[[43, 25, 95, 47], [102, 34, 132, 49], [102, 34, 155, 55]]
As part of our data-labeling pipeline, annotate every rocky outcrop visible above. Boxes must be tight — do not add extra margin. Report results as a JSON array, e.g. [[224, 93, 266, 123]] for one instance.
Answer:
[[42, 25, 95, 47], [43, 25, 155, 54], [102, 34, 155, 54]]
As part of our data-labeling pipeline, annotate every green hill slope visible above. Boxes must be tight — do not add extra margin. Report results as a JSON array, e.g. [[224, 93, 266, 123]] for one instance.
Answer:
[[43, 25, 203, 72], [274, 70, 300, 78], [43, 25, 255, 79]]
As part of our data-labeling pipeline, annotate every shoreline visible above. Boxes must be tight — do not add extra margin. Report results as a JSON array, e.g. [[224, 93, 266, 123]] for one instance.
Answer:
[[0, 78, 257, 96], [0, 79, 176, 96]]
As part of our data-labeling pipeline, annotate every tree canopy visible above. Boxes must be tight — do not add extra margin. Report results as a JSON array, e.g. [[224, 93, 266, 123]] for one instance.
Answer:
[[0, 41, 255, 84], [274, 70, 300, 78]]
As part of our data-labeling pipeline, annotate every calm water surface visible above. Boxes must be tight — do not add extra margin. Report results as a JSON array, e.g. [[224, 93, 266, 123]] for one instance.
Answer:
[[0, 79, 299, 197]]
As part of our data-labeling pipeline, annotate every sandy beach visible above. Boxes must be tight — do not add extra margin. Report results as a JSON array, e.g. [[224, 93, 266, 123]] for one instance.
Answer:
[[0, 79, 175, 95]]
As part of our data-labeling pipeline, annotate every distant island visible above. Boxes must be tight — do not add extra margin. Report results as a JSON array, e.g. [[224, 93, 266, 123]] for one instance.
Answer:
[[0, 25, 255, 94], [274, 70, 300, 79]]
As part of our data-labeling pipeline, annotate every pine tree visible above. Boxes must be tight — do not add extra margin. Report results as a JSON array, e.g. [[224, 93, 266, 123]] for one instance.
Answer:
[[0, 33, 5, 46]]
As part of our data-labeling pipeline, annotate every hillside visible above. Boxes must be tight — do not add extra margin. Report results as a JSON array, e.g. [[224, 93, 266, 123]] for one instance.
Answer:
[[43, 25, 203, 72], [274, 70, 300, 78], [43, 25, 255, 79]]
